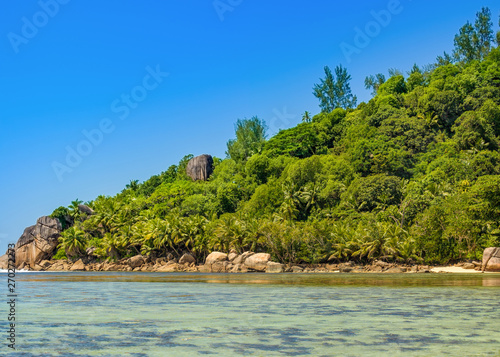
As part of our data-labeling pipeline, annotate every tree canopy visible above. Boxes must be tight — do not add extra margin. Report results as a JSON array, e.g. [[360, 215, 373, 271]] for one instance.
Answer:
[[313, 65, 357, 112]]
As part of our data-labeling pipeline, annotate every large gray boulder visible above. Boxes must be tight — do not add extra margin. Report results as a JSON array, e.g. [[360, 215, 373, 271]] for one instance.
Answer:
[[14, 216, 62, 268], [127, 255, 145, 269], [244, 253, 271, 271], [179, 253, 196, 265], [78, 204, 94, 215], [266, 262, 283, 273], [70, 259, 86, 271], [205, 252, 227, 265], [0, 254, 8, 269], [482, 247, 500, 272], [186, 154, 213, 181]]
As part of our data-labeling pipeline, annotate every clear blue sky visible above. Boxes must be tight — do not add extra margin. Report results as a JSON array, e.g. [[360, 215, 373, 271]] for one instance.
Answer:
[[0, 0, 499, 253]]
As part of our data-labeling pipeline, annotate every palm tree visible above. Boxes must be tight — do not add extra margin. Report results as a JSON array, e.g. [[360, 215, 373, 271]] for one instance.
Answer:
[[299, 182, 324, 216], [68, 199, 83, 222], [352, 222, 406, 262], [280, 182, 301, 220], [58, 226, 86, 259], [101, 232, 122, 260], [302, 111, 312, 123], [125, 180, 139, 191], [329, 223, 357, 262], [211, 215, 234, 253]]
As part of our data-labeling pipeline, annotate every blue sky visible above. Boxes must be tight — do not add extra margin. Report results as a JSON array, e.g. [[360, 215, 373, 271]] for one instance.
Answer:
[[0, 0, 499, 253]]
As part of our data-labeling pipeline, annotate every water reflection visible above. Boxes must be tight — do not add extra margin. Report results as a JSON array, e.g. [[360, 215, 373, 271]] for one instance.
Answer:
[[482, 278, 500, 287], [15, 272, 500, 287]]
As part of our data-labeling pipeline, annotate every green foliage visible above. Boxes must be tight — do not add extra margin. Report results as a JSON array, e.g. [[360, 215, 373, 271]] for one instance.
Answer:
[[313, 65, 357, 112], [454, 7, 494, 62], [343, 174, 402, 212], [378, 75, 407, 95], [226, 117, 267, 164], [50, 206, 71, 230], [52, 247, 67, 260], [58, 226, 86, 259], [364, 73, 386, 96], [452, 111, 498, 150]]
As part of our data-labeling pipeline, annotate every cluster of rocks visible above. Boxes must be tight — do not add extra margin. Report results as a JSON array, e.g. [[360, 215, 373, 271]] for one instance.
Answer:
[[17, 250, 285, 273], [4, 246, 500, 274], [198, 251, 283, 273]]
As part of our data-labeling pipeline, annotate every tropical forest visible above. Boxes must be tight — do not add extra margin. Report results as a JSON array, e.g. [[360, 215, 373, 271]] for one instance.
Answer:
[[52, 8, 500, 266]]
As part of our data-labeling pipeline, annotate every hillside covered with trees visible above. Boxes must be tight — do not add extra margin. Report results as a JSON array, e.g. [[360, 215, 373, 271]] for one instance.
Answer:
[[51, 8, 500, 265]]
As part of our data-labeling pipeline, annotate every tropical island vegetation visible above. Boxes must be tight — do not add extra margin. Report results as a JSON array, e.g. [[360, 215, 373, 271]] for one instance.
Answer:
[[51, 8, 500, 266]]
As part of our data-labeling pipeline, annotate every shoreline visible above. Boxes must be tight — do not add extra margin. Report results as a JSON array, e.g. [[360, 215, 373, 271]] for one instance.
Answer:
[[11, 259, 494, 274]]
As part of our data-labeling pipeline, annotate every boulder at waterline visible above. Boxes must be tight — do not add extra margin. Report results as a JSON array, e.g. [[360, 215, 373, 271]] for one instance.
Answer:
[[70, 259, 85, 271], [482, 247, 500, 272], [205, 252, 227, 265], [14, 216, 62, 268], [0, 255, 8, 269], [156, 263, 179, 272], [266, 262, 283, 273], [128, 255, 145, 269], [243, 253, 270, 271], [233, 251, 254, 265], [179, 253, 196, 265]]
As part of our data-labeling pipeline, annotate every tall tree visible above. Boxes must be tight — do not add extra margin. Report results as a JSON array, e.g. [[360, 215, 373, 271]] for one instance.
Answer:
[[436, 51, 455, 66], [454, 7, 493, 62], [302, 111, 311, 123], [125, 180, 139, 191], [496, 13, 500, 46], [388, 68, 402, 77], [68, 199, 83, 221], [364, 73, 386, 96], [473, 7, 494, 59], [226, 116, 267, 163], [313, 65, 357, 112]]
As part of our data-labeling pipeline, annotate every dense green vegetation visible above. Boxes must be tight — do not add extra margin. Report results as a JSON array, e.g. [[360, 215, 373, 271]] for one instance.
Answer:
[[51, 8, 500, 265]]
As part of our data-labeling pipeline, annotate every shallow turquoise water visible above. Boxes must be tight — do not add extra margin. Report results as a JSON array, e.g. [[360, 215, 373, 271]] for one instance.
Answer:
[[1, 272, 500, 356]]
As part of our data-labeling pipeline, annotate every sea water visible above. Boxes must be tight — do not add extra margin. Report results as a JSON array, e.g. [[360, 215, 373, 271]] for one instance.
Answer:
[[1, 272, 500, 356]]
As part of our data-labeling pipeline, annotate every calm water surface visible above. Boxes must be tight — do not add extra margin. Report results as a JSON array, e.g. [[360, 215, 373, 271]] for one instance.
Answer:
[[1, 272, 500, 356]]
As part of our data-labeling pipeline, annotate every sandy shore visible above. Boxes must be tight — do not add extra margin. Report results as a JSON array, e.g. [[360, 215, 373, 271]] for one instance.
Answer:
[[430, 266, 483, 274]]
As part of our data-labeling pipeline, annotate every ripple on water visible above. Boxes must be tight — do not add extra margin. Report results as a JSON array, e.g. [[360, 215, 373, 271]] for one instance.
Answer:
[[8, 272, 500, 356]]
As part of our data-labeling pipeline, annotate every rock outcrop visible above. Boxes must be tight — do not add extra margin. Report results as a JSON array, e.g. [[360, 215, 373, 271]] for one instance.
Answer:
[[266, 262, 283, 273], [128, 255, 145, 269], [14, 216, 62, 268], [78, 204, 94, 215], [482, 247, 500, 272], [0, 255, 8, 269], [205, 252, 227, 265], [228, 251, 238, 262], [186, 154, 213, 181], [70, 259, 85, 271], [244, 253, 271, 271], [179, 253, 195, 265]]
